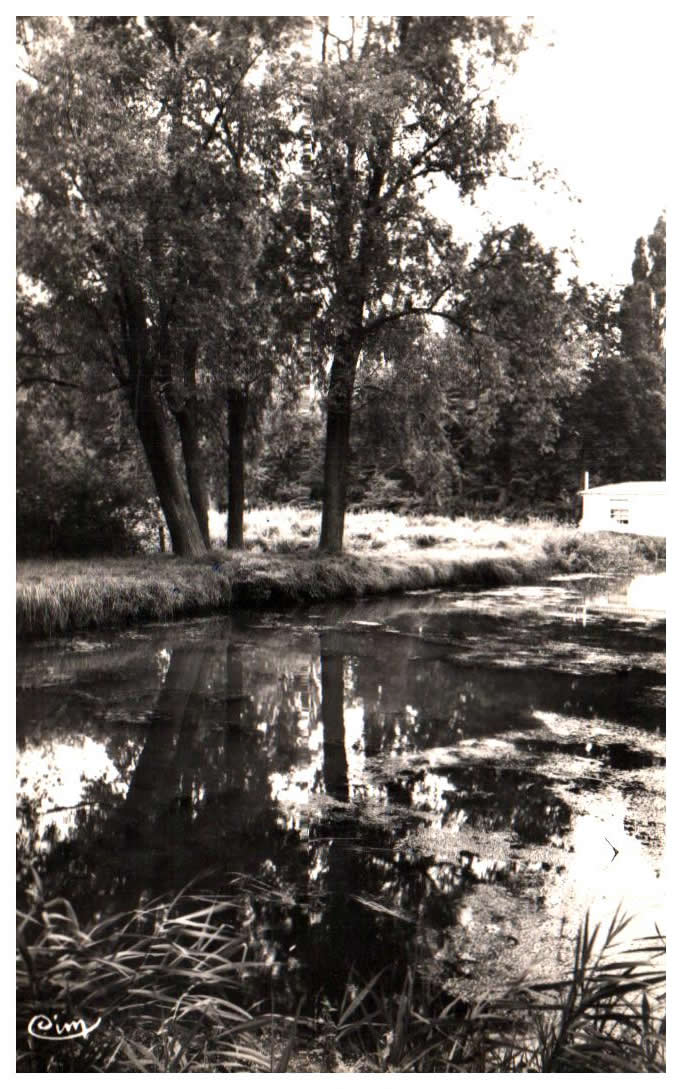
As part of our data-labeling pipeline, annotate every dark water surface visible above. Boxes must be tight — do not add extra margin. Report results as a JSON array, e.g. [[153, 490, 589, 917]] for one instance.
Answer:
[[17, 572, 665, 1003]]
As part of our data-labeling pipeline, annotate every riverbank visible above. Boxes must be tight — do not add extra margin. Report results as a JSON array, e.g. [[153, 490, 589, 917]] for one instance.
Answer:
[[17, 511, 665, 640]]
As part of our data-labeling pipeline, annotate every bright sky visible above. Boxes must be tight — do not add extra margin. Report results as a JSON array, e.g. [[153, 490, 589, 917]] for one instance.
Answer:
[[427, 12, 669, 291]]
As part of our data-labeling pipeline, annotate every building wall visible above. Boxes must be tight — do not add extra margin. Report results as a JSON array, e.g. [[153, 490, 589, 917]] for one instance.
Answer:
[[580, 493, 666, 536], [581, 495, 611, 531], [629, 495, 666, 536]]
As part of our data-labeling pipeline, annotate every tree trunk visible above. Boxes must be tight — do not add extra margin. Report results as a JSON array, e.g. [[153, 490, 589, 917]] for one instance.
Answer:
[[227, 386, 248, 550], [129, 384, 207, 557], [176, 401, 211, 549], [120, 274, 206, 557], [319, 335, 362, 553], [175, 338, 211, 548]]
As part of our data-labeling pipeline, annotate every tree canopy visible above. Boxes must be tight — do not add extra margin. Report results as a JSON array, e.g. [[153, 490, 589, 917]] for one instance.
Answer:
[[17, 17, 665, 557], [308, 16, 530, 549], [17, 15, 305, 554]]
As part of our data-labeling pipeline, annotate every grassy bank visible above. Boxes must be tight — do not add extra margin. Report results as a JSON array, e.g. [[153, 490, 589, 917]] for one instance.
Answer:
[[17, 880, 665, 1073], [17, 509, 665, 640]]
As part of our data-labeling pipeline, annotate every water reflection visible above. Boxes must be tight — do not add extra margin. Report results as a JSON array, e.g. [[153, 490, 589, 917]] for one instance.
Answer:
[[320, 633, 349, 802], [580, 571, 667, 620], [16, 574, 665, 1002]]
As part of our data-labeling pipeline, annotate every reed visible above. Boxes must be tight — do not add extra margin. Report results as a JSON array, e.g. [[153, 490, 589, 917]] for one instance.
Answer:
[[16, 872, 296, 1073], [16, 874, 665, 1074], [323, 907, 665, 1073]]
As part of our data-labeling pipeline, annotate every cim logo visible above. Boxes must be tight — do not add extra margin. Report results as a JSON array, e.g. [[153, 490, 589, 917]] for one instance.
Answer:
[[28, 1013, 102, 1042]]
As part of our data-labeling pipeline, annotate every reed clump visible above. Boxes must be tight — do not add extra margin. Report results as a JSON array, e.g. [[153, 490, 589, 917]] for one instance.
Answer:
[[17, 874, 298, 1074], [320, 908, 665, 1073], [17, 875, 665, 1074], [17, 509, 664, 639]]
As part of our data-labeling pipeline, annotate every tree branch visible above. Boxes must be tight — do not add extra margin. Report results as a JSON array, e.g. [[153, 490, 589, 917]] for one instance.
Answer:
[[373, 94, 486, 213], [17, 373, 123, 394], [362, 282, 453, 334]]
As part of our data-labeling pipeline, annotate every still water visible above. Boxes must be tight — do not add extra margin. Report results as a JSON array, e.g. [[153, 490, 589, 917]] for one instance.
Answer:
[[17, 572, 665, 1003]]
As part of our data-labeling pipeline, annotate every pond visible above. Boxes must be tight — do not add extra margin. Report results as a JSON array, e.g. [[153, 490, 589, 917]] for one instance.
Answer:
[[16, 571, 665, 1008]]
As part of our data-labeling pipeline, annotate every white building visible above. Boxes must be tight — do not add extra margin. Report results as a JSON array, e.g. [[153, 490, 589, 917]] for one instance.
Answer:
[[578, 480, 666, 537]]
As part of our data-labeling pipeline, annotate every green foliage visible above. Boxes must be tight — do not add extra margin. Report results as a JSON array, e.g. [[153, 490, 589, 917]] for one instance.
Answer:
[[350, 320, 459, 513], [337, 223, 592, 517], [566, 219, 666, 490], [336, 215, 665, 519], [455, 226, 585, 503], [17, 16, 309, 553], [308, 16, 530, 549], [245, 393, 325, 507], [16, 17, 666, 543]]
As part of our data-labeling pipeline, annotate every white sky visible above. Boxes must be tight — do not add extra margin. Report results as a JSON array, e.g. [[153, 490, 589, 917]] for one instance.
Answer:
[[426, 12, 669, 291]]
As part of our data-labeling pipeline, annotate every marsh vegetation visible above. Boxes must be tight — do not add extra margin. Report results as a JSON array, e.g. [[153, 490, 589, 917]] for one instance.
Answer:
[[17, 875, 665, 1073]]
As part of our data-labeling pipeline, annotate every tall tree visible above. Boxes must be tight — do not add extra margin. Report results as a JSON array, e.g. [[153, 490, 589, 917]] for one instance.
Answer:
[[211, 171, 314, 548], [453, 224, 586, 509], [570, 217, 666, 487], [620, 217, 666, 358], [309, 16, 529, 551], [17, 16, 299, 555], [347, 226, 590, 517]]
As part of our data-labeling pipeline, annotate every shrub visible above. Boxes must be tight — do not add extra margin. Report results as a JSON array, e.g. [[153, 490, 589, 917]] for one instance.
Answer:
[[16, 405, 159, 558]]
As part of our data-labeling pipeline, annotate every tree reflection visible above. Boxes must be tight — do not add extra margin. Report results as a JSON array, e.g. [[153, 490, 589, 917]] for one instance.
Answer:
[[320, 633, 349, 802], [119, 646, 212, 829], [18, 640, 300, 922], [288, 633, 464, 1003], [13, 627, 601, 976]]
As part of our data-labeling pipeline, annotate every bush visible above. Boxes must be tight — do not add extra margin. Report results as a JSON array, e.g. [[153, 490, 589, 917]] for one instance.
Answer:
[[16, 407, 159, 558], [17, 488, 153, 559], [17, 469, 158, 558]]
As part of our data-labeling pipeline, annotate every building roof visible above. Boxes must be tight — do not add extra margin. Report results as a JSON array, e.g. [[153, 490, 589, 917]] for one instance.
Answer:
[[578, 481, 667, 497]]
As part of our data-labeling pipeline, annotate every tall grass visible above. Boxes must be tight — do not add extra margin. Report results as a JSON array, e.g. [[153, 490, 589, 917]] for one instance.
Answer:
[[16, 872, 298, 1073], [17, 508, 665, 639], [16, 557, 234, 640], [324, 909, 665, 1073], [17, 875, 665, 1073]]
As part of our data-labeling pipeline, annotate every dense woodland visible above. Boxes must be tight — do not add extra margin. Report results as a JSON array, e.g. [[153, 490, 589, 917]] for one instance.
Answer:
[[16, 16, 666, 558]]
